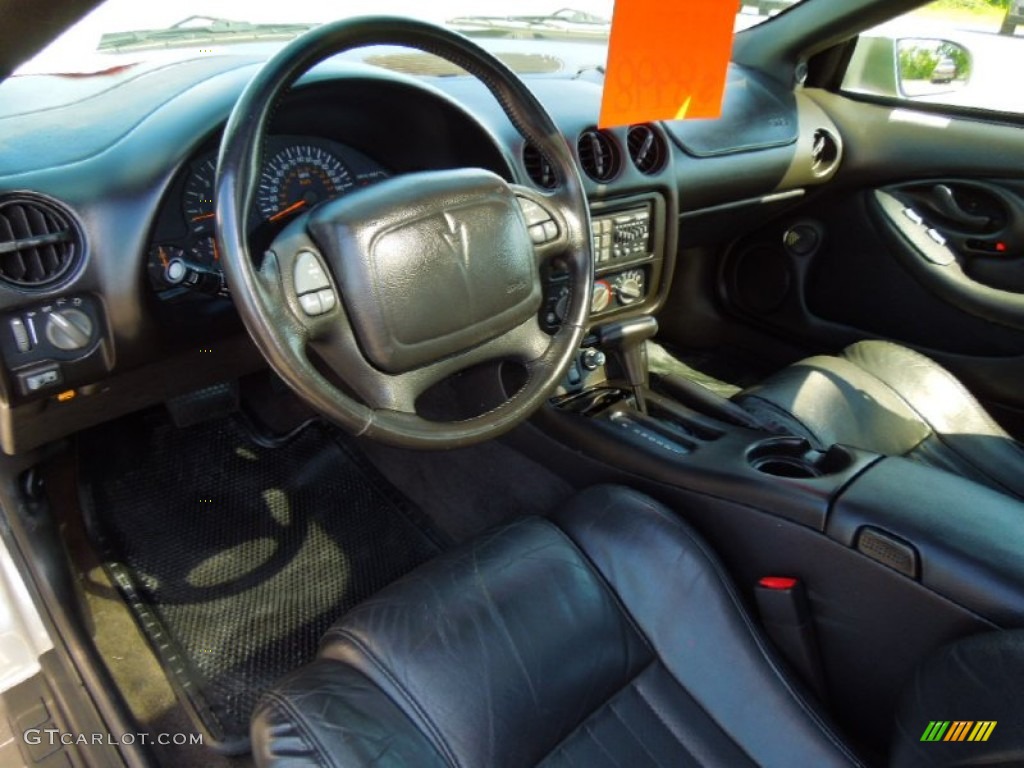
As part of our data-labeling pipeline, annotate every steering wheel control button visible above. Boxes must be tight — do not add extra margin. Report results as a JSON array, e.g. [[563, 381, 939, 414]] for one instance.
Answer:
[[298, 292, 324, 316], [17, 364, 62, 396], [45, 309, 94, 351], [317, 288, 336, 313], [517, 198, 552, 227], [926, 228, 947, 246], [9, 318, 31, 352], [294, 251, 331, 295], [519, 197, 560, 245], [529, 221, 560, 244], [293, 251, 335, 316]]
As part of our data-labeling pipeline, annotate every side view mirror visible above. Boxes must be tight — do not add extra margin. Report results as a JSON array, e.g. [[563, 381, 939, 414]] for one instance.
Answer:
[[844, 35, 971, 102], [896, 38, 971, 97]]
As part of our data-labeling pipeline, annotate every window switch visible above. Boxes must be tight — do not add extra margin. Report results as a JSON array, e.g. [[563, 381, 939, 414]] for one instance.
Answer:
[[902, 207, 924, 226]]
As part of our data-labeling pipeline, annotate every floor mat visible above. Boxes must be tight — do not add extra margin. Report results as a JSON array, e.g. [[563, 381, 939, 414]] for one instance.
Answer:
[[80, 414, 443, 753]]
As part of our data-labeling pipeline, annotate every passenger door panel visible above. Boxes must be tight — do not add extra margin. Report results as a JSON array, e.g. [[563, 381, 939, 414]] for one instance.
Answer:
[[718, 91, 1024, 426]]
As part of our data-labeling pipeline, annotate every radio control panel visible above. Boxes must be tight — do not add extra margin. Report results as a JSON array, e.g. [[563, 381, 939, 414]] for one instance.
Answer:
[[591, 205, 653, 265]]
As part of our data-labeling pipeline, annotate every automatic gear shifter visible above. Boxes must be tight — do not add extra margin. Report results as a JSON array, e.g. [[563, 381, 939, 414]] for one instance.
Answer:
[[597, 317, 659, 414]]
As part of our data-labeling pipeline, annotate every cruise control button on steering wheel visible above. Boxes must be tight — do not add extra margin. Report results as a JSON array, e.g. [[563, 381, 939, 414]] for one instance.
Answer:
[[293, 250, 336, 317]]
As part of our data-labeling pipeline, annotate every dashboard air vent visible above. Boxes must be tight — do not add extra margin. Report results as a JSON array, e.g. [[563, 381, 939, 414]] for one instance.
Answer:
[[577, 129, 620, 182], [523, 143, 557, 190], [627, 124, 667, 175], [0, 196, 82, 288], [810, 128, 840, 178]]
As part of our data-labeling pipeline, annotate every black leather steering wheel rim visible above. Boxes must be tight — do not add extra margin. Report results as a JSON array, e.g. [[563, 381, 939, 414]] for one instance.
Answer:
[[215, 16, 593, 449]]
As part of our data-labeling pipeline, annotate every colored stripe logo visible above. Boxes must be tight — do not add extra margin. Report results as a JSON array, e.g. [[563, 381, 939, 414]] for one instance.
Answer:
[[920, 721, 997, 742]]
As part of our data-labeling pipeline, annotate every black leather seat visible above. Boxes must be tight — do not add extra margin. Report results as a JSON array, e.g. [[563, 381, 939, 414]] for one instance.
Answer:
[[252, 486, 864, 767], [734, 340, 1024, 499]]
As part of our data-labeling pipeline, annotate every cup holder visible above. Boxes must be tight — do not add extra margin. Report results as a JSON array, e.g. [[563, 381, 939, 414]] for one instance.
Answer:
[[747, 437, 854, 479]]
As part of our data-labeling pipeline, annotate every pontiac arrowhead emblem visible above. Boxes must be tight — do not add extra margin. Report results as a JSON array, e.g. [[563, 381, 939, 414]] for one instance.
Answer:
[[440, 213, 471, 270]]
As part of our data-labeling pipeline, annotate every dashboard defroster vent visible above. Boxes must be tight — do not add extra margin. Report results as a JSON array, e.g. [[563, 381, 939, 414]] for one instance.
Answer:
[[627, 124, 667, 175], [577, 129, 620, 182], [0, 195, 82, 288], [523, 143, 557, 189]]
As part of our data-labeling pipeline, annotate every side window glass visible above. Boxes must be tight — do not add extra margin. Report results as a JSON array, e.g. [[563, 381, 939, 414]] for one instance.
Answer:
[[842, 0, 1024, 114]]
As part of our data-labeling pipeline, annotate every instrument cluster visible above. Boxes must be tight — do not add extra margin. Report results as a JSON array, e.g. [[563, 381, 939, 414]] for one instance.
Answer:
[[146, 135, 389, 298]]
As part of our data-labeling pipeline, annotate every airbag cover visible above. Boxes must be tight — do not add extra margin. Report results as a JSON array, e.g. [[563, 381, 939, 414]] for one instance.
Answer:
[[308, 169, 540, 374]]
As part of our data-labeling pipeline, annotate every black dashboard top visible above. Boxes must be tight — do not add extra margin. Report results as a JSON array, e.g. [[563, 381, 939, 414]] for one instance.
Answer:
[[0, 46, 840, 453]]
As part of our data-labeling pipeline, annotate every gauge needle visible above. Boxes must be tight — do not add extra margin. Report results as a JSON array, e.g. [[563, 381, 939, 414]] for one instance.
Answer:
[[158, 247, 169, 268], [192, 212, 215, 222], [269, 200, 308, 222]]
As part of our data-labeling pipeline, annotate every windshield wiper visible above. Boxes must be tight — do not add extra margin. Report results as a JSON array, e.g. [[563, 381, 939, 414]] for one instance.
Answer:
[[98, 16, 318, 53], [447, 8, 610, 41]]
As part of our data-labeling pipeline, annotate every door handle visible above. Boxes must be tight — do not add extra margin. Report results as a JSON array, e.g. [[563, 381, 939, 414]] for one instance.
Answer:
[[927, 184, 991, 230]]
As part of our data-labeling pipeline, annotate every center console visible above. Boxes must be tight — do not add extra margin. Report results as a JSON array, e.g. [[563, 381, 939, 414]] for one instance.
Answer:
[[543, 316, 1024, 617], [532, 314, 1024, 752]]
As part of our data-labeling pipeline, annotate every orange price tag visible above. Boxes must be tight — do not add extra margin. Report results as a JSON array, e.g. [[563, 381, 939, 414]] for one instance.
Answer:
[[599, 0, 735, 128]]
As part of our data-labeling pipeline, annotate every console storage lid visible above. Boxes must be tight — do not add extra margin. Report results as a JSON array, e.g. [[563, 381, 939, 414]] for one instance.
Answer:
[[829, 457, 1024, 627]]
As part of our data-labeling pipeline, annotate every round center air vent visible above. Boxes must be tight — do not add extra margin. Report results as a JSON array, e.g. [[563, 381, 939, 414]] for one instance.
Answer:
[[577, 129, 620, 182], [627, 124, 667, 175], [522, 143, 557, 190], [810, 128, 840, 178], [0, 195, 82, 288]]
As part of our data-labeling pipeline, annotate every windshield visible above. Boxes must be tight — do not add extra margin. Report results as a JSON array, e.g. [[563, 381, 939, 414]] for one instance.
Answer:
[[20, 0, 806, 76]]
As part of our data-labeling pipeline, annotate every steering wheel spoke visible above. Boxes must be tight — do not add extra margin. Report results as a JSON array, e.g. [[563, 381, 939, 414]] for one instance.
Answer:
[[312, 312, 555, 416]]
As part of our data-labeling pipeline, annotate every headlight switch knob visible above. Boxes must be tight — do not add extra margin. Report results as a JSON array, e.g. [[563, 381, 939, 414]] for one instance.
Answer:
[[45, 308, 93, 351]]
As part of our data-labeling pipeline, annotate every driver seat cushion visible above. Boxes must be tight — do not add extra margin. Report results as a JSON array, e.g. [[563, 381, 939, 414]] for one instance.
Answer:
[[734, 340, 1024, 500], [251, 485, 864, 767]]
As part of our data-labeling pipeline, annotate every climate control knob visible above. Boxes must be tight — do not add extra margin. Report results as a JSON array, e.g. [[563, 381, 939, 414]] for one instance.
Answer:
[[592, 280, 613, 313], [45, 308, 93, 351], [614, 269, 645, 306]]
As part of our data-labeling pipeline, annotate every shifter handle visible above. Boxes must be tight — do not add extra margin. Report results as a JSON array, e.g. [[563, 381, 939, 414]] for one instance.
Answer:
[[597, 316, 658, 352], [597, 317, 659, 413]]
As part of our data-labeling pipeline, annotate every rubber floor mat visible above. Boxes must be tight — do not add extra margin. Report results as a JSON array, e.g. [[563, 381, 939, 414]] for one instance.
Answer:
[[80, 415, 443, 753]]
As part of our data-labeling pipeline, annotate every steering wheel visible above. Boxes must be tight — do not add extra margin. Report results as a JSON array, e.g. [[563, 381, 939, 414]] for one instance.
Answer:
[[215, 17, 593, 449]]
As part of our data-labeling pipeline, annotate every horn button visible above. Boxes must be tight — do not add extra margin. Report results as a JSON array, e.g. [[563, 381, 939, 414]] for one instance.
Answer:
[[307, 170, 541, 375]]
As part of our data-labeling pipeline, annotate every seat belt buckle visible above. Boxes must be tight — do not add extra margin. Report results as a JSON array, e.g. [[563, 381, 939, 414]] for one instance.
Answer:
[[754, 576, 829, 703]]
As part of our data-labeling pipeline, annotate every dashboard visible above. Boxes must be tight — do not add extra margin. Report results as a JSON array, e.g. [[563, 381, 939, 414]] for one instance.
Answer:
[[0, 49, 842, 454]]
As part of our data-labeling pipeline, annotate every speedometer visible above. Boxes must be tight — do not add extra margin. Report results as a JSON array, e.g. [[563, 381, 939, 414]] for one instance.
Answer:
[[256, 144, 354, 223]]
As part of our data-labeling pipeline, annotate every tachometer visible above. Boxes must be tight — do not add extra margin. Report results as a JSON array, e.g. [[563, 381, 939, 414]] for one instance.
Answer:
[[256, 144, 353, 223]]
